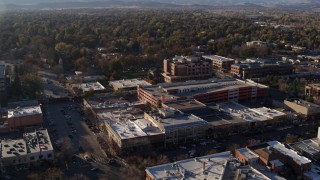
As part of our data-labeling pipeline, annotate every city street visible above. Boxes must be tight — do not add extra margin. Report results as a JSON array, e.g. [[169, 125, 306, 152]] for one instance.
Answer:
[[45, 101, 123, 179]]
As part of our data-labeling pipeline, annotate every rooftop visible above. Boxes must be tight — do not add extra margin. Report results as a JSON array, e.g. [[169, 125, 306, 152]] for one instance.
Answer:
[[0, 129, 53, 159], [290, 138, 320, 156], [237, 148, 259, 160], [24, 129, 53, 154], [142, 79, 267, 100], [71, 82, 105, 92], [217, 102, 270, 122], [7, 106, 42, 118], [158, 114, 208, 131], [285, 99, 320, 109], [163, 100, 206, 111], [250, 107, 285, 119], [267, 141, 311, 165], [97, 107, 163, 140], [0, 64, 5, 76], [146, 151, 231, 180], [202, 55, 235, 62], [85, 95, 143, 111], [235, 165, 271, 180], [109, 78, 151, 89], [0, 139, 27, 158]]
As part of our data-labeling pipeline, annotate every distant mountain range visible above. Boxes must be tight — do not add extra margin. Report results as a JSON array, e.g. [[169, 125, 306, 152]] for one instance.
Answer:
[[1, 0, 320, 10]]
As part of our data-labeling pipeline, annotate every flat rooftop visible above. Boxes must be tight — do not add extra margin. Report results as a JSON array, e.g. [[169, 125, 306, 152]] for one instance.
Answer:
[[217, 102, 270, 122], [109, 78, 151, 89], [7, 106, 42, 118], [146, 151, 230, 180], [267, 141, 311, 165], [97, 107, 163, 140], [0, 139, 27, 158], [164, 100, 206, 111], [0, 129, 52, 159], [159, 114, 208, 131], [142, 78, 267, 100], [235, 166, 271, 180], [0, 64, 5, 76], [203, 55, 235, 62], [237, 148, 259, 160], [24, 129, 53, 154], [290, 138, 320, 156], [250, 107, 286, 119], [285, 99, 320, 108], [71, 82, 105, 92], [85, 95, 143, 111]]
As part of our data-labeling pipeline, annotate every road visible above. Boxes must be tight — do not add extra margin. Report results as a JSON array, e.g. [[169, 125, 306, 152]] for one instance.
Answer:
[[45, 101, 123, 179]]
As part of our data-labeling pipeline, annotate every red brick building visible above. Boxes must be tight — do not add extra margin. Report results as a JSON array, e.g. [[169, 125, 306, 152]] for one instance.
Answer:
[[138, 79, 268, 107], [162, 56, 212, 83]]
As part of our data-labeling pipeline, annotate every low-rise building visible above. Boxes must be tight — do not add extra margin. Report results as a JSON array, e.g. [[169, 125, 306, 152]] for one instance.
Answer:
[[236, 148, 260, 165], [146, 151, 272, 180], [248, 141, 312, 175], [144, 108, 208, 146], [289, 127, 320, 160], [202, 55, 235, 71], [138, 78, 268, 107], [4, 106, 43, 132], [0, 129, 54, 166], [96, 105, 164, 150], [109, 78, 151, 91], [70, 82, 106, 95], [305, 83, 320, 99], [162, 56, 213, 83], [231, 61, 293, 79], [284, 99, 320, 120]]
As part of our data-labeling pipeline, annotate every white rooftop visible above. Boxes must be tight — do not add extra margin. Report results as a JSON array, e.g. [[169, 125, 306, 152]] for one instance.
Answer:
[[146, 151, 231, 180], [71, 82, 105, 92], [291, 138, 320, 156], [237, 148, 259, 160], [217, 102, 270, 122], [156, 114, 208, 131], [250, 107, 286, 119], [24, 129, 53, 154], [7, 106, 42, 118], [267, 141, 311, 165], [109, 78, 151, 89], [203, 55, 235, 62], [0, 139, 27, 158], [97, 107, 163, 140]]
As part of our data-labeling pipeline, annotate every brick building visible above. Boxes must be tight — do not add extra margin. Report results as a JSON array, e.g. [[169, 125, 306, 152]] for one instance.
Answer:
[[202, 55, 235, 71], [138, 78, 268, 107], [162, 56, 212, 83], [231, 61, 293, 79]]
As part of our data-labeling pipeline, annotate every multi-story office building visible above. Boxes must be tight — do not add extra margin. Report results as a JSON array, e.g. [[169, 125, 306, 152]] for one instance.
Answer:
[[138, 78, 268, 107], [162, 56, 212, 83], [202, 55, 235, 71], [231, 61, 293, 79], [284, 99, 320, 120]]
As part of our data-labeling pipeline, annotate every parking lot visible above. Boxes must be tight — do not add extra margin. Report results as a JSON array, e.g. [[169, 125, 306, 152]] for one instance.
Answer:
[[44, 101, 123, 179]]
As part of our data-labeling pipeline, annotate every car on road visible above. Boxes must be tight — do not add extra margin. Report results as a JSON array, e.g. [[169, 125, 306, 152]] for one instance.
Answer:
[[91, 167, 98, 171], [179, 146, 187, 149]]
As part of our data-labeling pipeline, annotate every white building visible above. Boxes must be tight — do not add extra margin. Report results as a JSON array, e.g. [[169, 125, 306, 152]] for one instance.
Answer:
[[0, 129, 54, 166], [109, 78, 151, 91]]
